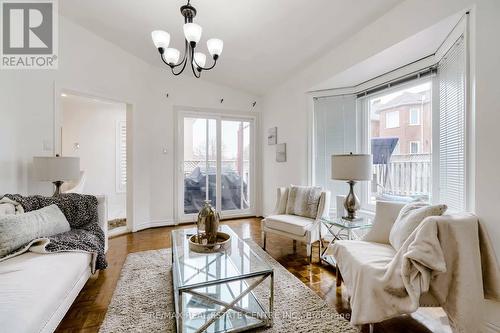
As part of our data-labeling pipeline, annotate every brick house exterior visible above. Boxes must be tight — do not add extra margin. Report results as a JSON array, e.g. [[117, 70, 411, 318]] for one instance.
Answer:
[[371, 91, 431, 155]]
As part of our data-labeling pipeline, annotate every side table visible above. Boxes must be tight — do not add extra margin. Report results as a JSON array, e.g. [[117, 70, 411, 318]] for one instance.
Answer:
[[319, 217, 373, 267]]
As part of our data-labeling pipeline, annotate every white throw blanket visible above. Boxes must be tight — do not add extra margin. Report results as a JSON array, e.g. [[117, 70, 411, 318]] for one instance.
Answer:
[[333, 213, 500, 332]]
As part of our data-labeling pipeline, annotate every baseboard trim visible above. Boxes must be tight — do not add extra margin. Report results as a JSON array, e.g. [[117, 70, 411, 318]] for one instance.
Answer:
[[133, 219, 176, 232]]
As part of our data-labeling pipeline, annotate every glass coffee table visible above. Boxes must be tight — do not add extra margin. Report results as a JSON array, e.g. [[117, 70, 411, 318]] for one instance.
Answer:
[[171, 225, 274, 333]]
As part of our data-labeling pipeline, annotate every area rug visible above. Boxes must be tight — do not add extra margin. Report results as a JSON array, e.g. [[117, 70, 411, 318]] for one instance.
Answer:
[[99, 240, 358, 332]]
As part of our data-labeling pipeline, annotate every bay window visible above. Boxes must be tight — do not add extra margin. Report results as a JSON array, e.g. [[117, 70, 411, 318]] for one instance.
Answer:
[[312, 21, 468, 213]]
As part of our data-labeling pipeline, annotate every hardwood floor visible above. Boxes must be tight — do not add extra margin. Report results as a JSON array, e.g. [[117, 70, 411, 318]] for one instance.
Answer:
[[56, 218, 448, 333]]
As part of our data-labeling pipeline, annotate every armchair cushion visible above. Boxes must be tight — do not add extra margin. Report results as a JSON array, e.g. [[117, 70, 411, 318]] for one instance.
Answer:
[[335, 240, 396, 271], [333, 240, 396, 298], [389, 203, 447, 250], [264, 214, 316, 237], [285, 185, 322, 219]]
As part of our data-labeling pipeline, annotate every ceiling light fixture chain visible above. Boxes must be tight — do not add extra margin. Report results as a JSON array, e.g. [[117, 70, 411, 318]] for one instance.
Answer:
[[151, 0, 223, 78]]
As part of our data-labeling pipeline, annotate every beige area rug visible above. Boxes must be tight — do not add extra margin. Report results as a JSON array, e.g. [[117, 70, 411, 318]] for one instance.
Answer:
[[99, 240, 358, 333]]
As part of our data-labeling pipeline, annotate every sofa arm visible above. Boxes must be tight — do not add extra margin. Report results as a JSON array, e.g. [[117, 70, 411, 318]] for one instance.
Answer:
[[95, 195, 108, 253]]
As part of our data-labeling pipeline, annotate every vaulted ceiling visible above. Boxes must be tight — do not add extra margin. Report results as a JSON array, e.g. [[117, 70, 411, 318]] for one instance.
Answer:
[[60, 0, 403, 95]]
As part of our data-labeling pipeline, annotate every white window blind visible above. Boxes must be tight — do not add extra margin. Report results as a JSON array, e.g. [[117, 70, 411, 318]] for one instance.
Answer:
[[438, 35, 466, 212], [116, 120, 127, 193], [313, 95, 356, 208]]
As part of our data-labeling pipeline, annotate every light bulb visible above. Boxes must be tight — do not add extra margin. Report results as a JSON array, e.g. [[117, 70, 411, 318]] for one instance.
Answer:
[[207, 38, 223, 57], [151, 30, 170, 49], [193, 52, 206, 68], [164, 48, 180, 65], [183, 23, 202, 44]]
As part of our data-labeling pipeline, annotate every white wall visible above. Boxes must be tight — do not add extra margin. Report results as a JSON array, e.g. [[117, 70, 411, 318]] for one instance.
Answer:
[[0, 16, 260, 231], [261, 0, 500, 330], [61, 96, 126, 220]]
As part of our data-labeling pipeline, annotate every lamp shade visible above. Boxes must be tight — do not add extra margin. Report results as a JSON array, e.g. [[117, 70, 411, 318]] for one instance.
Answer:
[[331, 154, 372, 181], [183, 23, 202, 43], [164, 48, 180, 65], [193, 52, 206, 68], [207, 38, 223, 57], [151, 30, 170, 49], [33, 156, 80, 182]]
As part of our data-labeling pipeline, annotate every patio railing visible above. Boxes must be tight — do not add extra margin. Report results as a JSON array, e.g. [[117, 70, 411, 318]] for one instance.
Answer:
[[184, 160, 250, 178], [373, 154, 431, 198]]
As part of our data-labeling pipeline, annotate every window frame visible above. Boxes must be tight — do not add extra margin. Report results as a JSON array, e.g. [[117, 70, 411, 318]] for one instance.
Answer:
[[358, 77, 433, 211], [409, 141, 421, 154], [385, 110, 400, 129], [174, 108, 258, 222], [409, 107, 421, 125], [115, 120, 127, 193]]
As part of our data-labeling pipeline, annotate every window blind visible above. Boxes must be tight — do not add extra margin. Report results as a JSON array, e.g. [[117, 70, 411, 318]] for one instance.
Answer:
[[116, 121, 127, 193], [437, 35, 466, 212], [313, 95, 356, 208]]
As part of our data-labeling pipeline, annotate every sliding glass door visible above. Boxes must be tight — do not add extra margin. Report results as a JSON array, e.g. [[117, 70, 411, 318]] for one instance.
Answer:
[[221, 120, 251, 212], [182, 117, 217, 214], [178, 113, 254, 220]]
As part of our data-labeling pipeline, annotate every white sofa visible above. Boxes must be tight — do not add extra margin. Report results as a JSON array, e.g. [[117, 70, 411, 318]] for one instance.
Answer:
[[332, 201, 441, 325], [261, 186, 330, 262], [0, 195, 108, 333]]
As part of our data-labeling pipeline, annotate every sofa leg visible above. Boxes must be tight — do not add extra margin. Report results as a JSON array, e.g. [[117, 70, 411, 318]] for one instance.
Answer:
[[293, 240, 297, 253], [336, 264, 342, 287], [369, 324, 374, 333], [262, 231, 267, 250], [306, 244, 312, 263]]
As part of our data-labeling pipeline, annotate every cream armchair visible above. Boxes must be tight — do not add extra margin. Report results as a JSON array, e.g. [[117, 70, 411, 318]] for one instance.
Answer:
[[261, 186, 330, 262]]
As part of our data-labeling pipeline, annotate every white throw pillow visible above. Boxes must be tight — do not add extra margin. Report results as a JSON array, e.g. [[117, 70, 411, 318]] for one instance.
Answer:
[[285, 185, 322, 219], [0, 204, 70, 259], [389, 202, 447, 250]]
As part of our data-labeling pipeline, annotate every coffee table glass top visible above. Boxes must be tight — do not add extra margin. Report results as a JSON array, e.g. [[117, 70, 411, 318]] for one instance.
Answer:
[[171, 225, 273, 289]]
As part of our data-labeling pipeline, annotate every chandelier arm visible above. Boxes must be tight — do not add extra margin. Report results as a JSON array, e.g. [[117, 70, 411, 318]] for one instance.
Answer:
[[171, 55, 189, 76], [201, 58, 217, 71], [169, 40, 189, 69], [159, 52, 186, 76], [191, 63, 201, 78], [171, 59, 188, 76], [190, 48, 201, 78], [192, 55, 217, 71]]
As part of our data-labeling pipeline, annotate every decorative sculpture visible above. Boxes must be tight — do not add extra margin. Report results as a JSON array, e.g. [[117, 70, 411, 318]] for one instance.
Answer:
[[197, 200, 219, 243], [189, 200, 231, 253]]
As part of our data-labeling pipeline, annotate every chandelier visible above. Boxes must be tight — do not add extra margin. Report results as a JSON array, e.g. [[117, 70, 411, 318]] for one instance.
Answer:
[[151, 0, 223, 78]]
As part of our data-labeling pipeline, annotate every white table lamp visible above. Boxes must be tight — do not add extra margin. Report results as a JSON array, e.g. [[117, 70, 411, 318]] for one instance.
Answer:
[[33, 156, 80, 196], [331, 153, 372, 220]]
